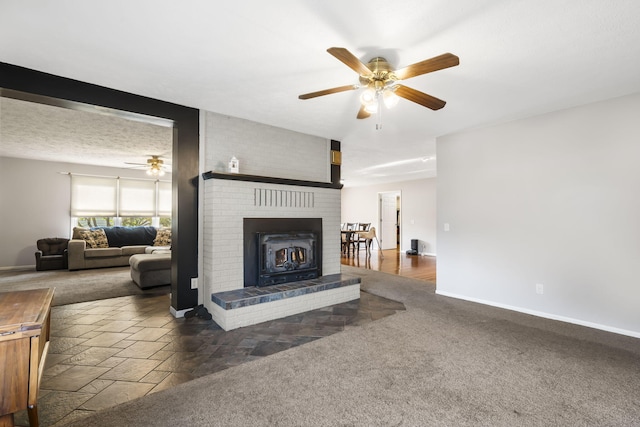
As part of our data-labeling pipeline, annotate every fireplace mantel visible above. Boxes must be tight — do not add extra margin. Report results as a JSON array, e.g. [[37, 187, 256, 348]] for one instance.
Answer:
[[202, 171, 342, 189]]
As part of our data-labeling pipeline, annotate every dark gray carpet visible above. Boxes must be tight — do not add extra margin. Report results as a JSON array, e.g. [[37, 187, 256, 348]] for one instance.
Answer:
[[61, 265, 640, 426], [0, 267, 169, 306]]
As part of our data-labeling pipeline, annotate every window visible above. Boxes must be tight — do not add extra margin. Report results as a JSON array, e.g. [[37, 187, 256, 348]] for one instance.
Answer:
[[77, 217, 116, 228], [122, 217, 153, 227], [70, 174, 170, 229]]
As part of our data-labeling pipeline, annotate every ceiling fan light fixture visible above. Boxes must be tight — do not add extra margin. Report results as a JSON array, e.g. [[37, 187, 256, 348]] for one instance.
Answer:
[[146, 165, 165, 177], [364, 99, 379, 114], [145, 156, 165, 176], [382, 87, 399, 109], [360, 87, 376, 105]]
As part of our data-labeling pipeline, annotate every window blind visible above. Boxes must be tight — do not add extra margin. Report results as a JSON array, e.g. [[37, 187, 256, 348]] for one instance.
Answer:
[[70, 174, 171, 217], [158, 181, 172, 217], [70, 175, 117, 216], [119, 178, 157, 217]]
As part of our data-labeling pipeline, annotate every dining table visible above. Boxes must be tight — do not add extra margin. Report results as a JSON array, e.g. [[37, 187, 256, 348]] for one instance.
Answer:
[[341, 229, 359, 257], [341, 227, 382, 258]]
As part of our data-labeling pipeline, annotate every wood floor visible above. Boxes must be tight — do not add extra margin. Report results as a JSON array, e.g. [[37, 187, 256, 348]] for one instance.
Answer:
[[341, 247, 437, 283]]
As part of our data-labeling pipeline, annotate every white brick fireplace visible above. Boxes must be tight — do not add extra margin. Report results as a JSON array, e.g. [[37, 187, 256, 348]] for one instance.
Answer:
[[200, 112, 359, 330]]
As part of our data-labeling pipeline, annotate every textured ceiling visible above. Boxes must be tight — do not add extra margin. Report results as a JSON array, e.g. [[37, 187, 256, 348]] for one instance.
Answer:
[[1, 1, 640, 186], [0, 97, 173, 171]]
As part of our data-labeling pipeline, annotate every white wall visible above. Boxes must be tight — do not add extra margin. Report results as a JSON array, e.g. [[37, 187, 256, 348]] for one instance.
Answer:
[[341, 178, 437, 254], [437, 92, 640, 338], [0, 156, 160, 268]]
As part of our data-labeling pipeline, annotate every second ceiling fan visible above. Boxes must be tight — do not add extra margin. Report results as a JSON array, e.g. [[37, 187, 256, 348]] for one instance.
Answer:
[[124, 155, 169, 177], [299, 47, 459, 119]]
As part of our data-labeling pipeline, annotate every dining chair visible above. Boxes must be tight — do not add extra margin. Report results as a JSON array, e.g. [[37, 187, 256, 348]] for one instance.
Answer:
[[344, 223, 358, 255], [356, 226, 382, 257], [355, 223, 370, 252]]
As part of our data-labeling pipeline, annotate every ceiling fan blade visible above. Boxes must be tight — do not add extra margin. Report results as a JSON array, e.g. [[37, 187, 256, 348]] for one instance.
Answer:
[[394, 53, 459, 80], [327, 47, 372, 76], [298, 84, 358, 100], [357, 105, 370, 119], [395, 85, 447, 110]]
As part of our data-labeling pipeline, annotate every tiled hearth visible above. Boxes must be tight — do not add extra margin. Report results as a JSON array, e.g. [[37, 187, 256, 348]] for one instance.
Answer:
[[210, 273, 361, 330]]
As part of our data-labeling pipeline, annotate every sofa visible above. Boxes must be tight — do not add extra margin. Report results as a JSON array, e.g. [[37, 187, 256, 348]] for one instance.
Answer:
[[68, 226, 171, 270]]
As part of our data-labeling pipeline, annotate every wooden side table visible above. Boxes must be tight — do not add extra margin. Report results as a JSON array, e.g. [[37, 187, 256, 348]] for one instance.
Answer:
[[0, 288, 54, 427]]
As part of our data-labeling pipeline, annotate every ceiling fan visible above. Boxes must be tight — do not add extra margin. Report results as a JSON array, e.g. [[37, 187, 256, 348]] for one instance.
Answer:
[[124, 155, 170, 176], [299, 47, 459, 120]]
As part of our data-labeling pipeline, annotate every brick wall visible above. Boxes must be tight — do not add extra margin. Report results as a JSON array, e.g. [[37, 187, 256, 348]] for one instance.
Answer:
[[201, 111, 344, 327], [203, 179, 341, 294], [204, 111, 330, 182]]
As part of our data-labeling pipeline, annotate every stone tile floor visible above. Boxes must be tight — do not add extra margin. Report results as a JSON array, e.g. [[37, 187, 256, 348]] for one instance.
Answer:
[[14, 291, 405, 427]]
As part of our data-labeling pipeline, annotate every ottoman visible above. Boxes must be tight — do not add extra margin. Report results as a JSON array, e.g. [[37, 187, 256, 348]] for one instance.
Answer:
[[129, 253, 171, 289]]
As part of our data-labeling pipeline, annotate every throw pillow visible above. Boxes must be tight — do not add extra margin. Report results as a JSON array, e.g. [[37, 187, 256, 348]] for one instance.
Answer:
[[103, 226, 156, 247], [80, 229, 109, 249], [72, 226, 88, 240], [154, 228, 171, 246]]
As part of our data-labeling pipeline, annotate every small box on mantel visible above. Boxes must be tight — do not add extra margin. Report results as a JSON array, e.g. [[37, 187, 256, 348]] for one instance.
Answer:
[[228, 156, 239, 173]]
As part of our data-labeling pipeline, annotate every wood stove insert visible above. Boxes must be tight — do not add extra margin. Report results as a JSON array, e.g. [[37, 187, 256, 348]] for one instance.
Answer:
[[244, 218, 322, 287]]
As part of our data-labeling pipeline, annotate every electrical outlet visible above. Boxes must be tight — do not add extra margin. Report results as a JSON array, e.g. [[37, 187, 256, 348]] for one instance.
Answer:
[[536, 283, 544, 295], [191, 277, 198, 289]]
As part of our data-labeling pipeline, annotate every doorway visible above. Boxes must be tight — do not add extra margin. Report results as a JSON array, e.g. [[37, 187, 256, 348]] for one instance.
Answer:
[[0, 63, 200, 314], [378, 191, 401, 250]]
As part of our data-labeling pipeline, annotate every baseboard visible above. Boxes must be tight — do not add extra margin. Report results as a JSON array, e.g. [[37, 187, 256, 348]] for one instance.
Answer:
[[435, 290, 640, 339], [419, 252, 436, 257], [0, 264, 35, 271], [170, 306, 191, 319]]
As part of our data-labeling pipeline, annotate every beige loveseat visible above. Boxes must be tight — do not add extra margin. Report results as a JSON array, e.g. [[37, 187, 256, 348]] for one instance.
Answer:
[[68, 226, 170, 270]]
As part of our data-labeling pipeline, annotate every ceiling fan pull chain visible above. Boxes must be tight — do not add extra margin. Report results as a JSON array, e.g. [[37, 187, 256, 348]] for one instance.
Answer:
[[376, 97, 383, 130]]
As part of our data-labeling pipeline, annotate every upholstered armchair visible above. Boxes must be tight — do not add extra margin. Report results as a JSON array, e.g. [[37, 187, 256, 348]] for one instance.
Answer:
[[35, 237, 69, 271]]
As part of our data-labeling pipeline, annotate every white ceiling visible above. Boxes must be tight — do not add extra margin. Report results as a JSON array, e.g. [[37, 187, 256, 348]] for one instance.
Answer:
[[1, 1, 640, 186]]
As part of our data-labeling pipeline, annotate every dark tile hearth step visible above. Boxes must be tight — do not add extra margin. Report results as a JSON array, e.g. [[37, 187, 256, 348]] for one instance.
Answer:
[[211, 273, 361, 310]]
